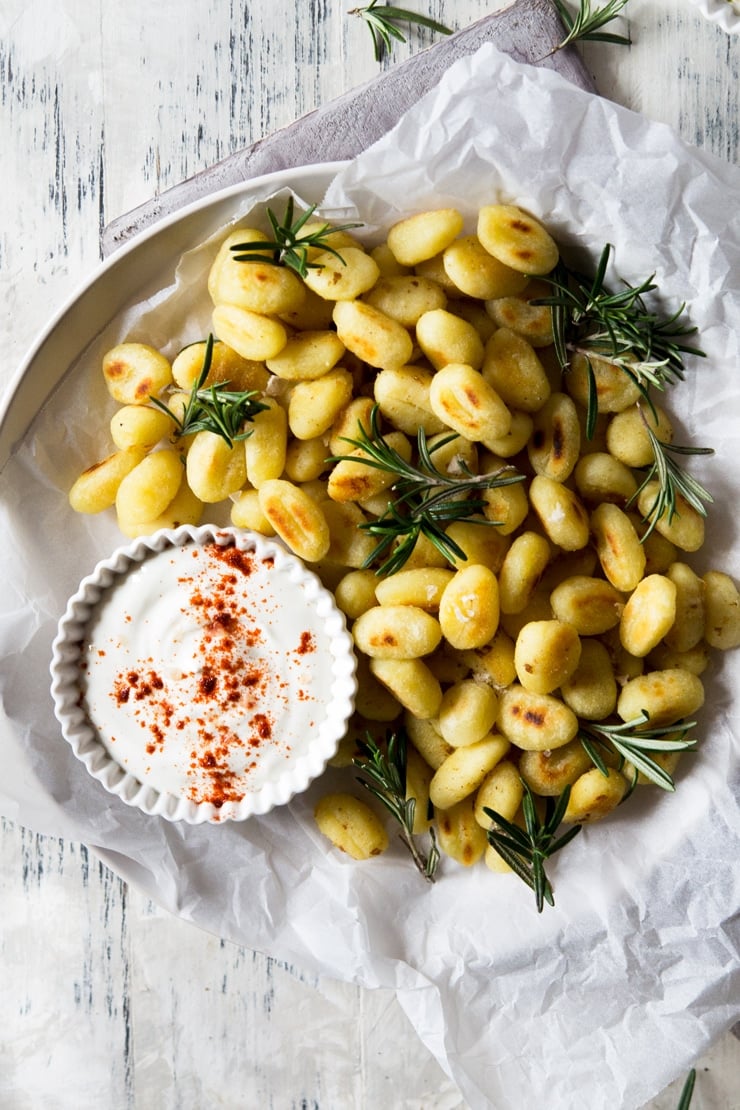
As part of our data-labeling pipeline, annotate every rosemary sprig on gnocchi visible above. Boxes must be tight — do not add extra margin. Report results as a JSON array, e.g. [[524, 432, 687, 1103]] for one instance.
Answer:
[[229, 196, 362, 279], [69, 194, 740, 911], [484, 783, 582, 913], [150, 334, 269, 448], [331, 404, 526, 576]]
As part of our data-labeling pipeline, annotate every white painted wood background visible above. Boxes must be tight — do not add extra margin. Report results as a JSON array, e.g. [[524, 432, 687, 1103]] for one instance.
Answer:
[[2, 0, 739, 1105]]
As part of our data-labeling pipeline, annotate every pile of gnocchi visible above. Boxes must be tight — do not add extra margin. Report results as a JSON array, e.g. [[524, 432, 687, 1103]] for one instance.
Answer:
[[69, 199, 740, 879]]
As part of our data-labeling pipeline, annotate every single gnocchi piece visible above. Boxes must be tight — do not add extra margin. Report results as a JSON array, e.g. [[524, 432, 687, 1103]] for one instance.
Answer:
[[110, 405, 175, 450], [333, 300, 414, 371], [353, 655, 403, 722], [327, 430, 412, 503], [529, 476, 590, 552], [636, 481, 706, 552], [436, 797, 488, 866], [429, 733, 511, 811], [442, 236, 529, 300], [186, 431, 247, 503], [477, 205, 559, 275], [258, 478, 331, 562], [116, 475, 203, 538], [519, 741, 593, 798], [563, 768, 629, 824], [335, 569, 382, 621], [605, 403, 673, 467], [265, 330, 346, 381], [482, 328, 551, 413], [69, 446, 148, 514], [590, 502, 646, 591], [373, 365, 446, 437], [387, 208, 464, 266], [352, 605, 442, 660], [437, 680, 499, 747], [703, 570, 740, 649], [303, 247, 380, 301], [573, 452, 638, 507], [527, 393, 581, 481], [428, 363, 512, 444], [404, 712, 454, 770], [314, 793, 389, 860], [115, 448, 184, 524], [369, 658, 443, 719], [560, 639, 617, 720], [288, 369, 354, 440], [549, 575, 624, 635], [514, 619, 582, 695], [415, 309, 485, 372], [617, 668, 705, 727], [566, 353, 641, 414], [212, 303, 288, 361], [485, 289, 554, 348], [230, 488, 276, 534], [438, 564, 500, 650], [102, 343, 173, 406], [245, 399, 288, 488], [474, 759, 523, 827], [498, 684, 579, 751], [374, 567, 455, 611], [619, 574, 677, 657], [208, 229, 306, 315], [363, 275, 447, 327], [498, 531, 551, 614]]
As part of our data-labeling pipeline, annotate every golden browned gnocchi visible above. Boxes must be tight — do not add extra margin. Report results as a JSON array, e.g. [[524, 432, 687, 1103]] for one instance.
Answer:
[[70, 195, 736, 900]]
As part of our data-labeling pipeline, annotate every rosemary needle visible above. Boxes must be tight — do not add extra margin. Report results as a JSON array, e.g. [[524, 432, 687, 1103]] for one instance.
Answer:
[[150, 334, 268, 449], [349, 0, 452, 62], [229, 196, 362, 279], [630, 420, 714, 541], [354, 729, 440, 882], [330, 405, 525, 576]]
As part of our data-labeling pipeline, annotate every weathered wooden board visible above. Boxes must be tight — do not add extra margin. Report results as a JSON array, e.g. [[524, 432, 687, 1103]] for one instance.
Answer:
[[102, 0, 594, 253]]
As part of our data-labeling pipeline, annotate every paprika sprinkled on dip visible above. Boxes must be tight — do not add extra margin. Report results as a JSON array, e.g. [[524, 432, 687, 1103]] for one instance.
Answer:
[[50, 525, 357, 823]]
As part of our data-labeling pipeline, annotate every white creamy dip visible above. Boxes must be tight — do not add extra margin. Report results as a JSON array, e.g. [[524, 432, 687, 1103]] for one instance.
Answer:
[[81, 538, 332, 811]]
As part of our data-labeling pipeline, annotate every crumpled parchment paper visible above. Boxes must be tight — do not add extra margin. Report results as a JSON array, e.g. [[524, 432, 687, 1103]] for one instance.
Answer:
[[1, 45, 739, 1110]]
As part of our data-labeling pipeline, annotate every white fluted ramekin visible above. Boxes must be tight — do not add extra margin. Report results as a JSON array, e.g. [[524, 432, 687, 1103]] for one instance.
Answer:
[[50, 525, 357, 823]]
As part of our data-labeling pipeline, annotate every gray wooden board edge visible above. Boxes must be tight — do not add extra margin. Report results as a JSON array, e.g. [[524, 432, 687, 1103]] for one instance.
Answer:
[[101, 0, 595, 256]]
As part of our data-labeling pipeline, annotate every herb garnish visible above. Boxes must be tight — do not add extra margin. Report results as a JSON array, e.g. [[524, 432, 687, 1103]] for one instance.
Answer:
[[630, 419, 714, 540], [330, 405, 525, 576], [229, 197, 362, 279], [484, 782, 582, 912], [551, 0, 632, 53], [150, 334, 268, 449], [578, 713, 697, 792], [354, 729, 440, 882], [676, 1069, 697, 1110], [349, 0, 452, 62]]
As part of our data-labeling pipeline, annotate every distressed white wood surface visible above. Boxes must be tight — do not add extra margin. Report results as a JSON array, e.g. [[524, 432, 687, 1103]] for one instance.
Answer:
[[1, 0, 739, 1106]]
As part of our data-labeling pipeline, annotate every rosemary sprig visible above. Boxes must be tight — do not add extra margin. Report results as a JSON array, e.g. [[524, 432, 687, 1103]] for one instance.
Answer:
[[578, 713, 698, 792], [150, 335, 268, 449], [551, 0, 632, 52], [229, 196, 362, 279], [484, 783, 582, 913], [630, 419, 714, 540], [353, 729, 439, 882], [539, 244, 705, 438], [349, 0, 452, 62], [331, 405, 525, 576], [676, 1069, 697, 1110]]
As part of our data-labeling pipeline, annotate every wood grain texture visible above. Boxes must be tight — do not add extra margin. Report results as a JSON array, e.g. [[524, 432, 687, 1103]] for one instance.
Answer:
[[1, 0, 739, 1106]]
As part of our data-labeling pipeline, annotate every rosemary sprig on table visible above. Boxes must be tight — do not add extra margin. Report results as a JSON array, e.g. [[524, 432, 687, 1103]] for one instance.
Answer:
[[229, 197, 362, 279], [354, 729, 440, 882], [578, 713, 698, 792], [630, 420, 714, 540], [150, 335, 268, 449], [349, 0, 452, 62], [484, 783, 582, 913], [551, 0, 632, 53], [331, 405, 525, 577], [539, 243, 705, 437]]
